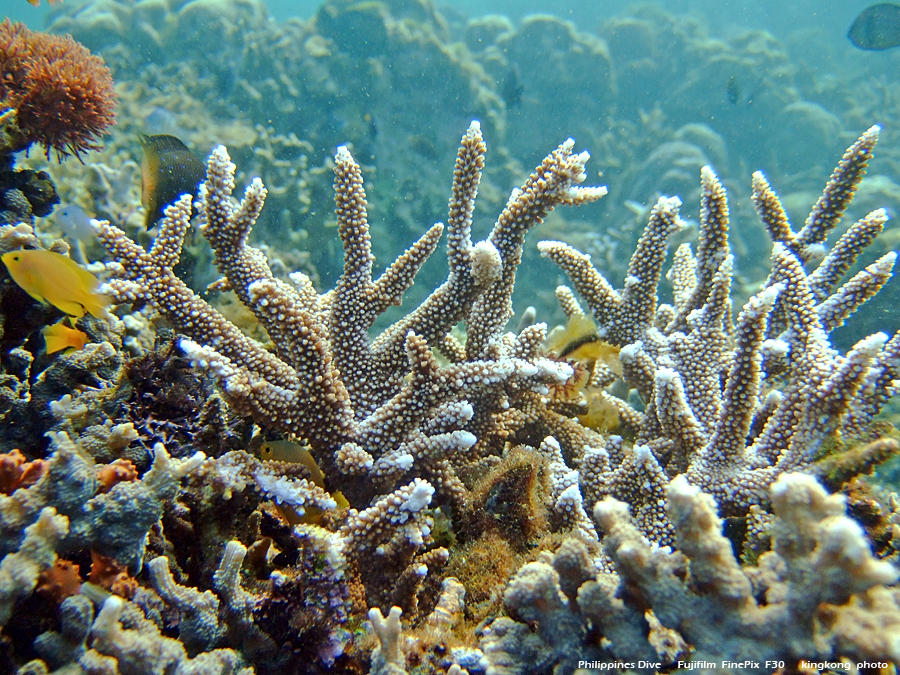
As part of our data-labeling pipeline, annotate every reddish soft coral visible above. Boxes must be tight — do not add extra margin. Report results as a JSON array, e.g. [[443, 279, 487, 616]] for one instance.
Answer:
[[89, 550, 137, 599], [0, 19, 117, 159], [36, 559, 82, 603], [96, 458, 138, 493], [0, 448, 47, 494]]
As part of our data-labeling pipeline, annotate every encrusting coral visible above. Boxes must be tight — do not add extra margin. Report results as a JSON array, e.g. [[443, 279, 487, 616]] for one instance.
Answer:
[[0, 431, 205, 574]]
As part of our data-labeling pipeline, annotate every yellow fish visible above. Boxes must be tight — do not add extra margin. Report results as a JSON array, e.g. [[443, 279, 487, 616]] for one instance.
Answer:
[[42, 320, 87, 355], [25, 0, 62, 5], [260, 439, 349, 525], [275, 491, 350, 527], [2, 250, 111, 319], [260, 440, 326, 487], [546, 313, 622, 370]]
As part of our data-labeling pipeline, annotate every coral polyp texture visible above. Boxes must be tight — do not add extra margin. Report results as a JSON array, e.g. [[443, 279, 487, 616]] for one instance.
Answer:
[[538, 126, 900, 538], [2, 120, 898, 675], [0, 19, 117, 159], [94, 121, 605, 517]]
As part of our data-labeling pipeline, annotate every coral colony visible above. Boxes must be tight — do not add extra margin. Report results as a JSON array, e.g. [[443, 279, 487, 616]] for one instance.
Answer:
[[0, 19, 116, 228], [2, 20, 900, 675], [0, 19, 116, 160]]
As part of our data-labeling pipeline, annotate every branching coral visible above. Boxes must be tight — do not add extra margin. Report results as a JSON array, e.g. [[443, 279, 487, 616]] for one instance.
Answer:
[[0, 506, 68, 626], [73, 119, 900, 674], [481, 473, 900, 673], [537, 127, 900, 544], [92, 118, 605, 578]]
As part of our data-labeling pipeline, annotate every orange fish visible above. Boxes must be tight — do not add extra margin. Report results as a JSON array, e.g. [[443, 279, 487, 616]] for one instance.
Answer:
[[42, 320, 87, 355], [25, 0, 63, 6], [2, 249, 111, 319]]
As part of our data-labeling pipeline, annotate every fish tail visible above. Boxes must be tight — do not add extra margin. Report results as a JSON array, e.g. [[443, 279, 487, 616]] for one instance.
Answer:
[[86, 294, 113, 320], [42, 323, 87, 355]]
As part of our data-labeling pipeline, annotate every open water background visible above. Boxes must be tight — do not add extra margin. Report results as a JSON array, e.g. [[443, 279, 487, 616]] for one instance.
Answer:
[[7, 0, 900, 345], [6, 0, 878, 42]]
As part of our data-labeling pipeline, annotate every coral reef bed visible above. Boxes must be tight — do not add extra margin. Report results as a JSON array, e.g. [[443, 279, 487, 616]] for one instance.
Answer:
[[0, 112, 899, 675]]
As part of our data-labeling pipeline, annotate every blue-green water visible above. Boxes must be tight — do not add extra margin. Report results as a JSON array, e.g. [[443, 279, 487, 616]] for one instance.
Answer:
[[6, 0, 881, 41], [8, 0, 900, 340]]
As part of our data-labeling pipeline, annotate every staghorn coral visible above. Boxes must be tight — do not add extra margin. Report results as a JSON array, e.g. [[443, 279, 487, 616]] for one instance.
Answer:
[[78, 118, 900, 672], [42, 0, 896, 307], [92, 121, 605, 610], [535, 127, 900, 547], [0, 0, 897, 669], [0, 106, 889, 675], [462, 126, 900, 673]]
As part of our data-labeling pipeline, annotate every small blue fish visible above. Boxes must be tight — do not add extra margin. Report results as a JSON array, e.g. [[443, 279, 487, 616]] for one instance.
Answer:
[[54, 204, 95, 242]]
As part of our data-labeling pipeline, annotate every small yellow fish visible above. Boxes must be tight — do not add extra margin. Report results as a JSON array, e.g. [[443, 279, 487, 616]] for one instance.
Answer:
[[275, 491, 350, 527], [2, 249, 111, 319], [42, 320, 87, 355], [260, 440, 325, 488], [25, 0, 62, 6], [260, 439, 349, 525], [547, 313, 621, 369]]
